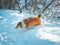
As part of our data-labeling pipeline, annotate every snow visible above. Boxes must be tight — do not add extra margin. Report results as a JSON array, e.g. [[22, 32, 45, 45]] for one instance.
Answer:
[[0, 16, 3, 19], [0, 10, 60, 45], [11, 13, 25, 17], [36, 27, 60, 42]]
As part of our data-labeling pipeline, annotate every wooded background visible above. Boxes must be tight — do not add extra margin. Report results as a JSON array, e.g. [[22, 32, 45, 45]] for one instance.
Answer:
[[0, 0, 60, 23], [0, 0, 59, 13]]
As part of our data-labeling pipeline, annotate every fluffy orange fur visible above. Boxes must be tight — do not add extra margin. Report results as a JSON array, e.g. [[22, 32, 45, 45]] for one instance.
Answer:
[[24, 17, 41, 28]]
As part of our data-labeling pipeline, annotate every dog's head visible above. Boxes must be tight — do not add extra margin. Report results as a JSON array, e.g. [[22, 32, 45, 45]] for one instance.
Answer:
[[16, 22, 22, 29]]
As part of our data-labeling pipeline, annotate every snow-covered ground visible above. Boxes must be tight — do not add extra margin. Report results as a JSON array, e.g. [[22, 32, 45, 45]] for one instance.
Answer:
[[0, 10, 60, 45]]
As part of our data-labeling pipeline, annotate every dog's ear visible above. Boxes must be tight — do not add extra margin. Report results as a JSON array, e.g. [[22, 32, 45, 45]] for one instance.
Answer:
[[38, 14, 41, 18]]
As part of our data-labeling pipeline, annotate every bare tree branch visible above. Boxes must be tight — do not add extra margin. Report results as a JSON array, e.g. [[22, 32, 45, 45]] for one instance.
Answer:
[[42, 0, 56, 13], [22, 0, 32, 9], [15, 0, 22, 13]]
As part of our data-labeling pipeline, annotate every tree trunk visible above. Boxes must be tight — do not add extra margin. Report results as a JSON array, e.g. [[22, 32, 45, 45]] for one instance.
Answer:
[[0, 0, 2, 9], [15, 0, 22, 13], [35, 0, 37, 5], [25, 0, 27, 10], [9, 0, 12, 9]]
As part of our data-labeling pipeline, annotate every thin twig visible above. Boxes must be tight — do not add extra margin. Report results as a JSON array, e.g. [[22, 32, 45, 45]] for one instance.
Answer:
[[42, 0, 56, 13]]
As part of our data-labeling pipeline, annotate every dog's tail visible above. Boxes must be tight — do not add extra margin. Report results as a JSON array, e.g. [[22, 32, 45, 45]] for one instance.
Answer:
[[38, 14, 41, 18], [15, 22, 22, 29]]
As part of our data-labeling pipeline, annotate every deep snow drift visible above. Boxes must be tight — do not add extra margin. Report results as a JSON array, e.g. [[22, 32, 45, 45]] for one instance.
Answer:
[[0, 10, 60, 45]]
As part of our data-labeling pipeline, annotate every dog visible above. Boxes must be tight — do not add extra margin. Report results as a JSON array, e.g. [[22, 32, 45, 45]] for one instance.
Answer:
[[16, 14, 42, 29]]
